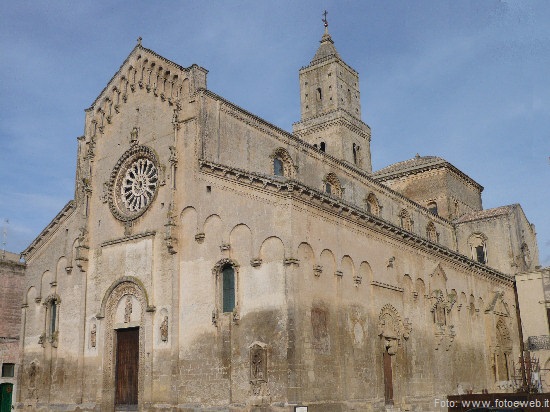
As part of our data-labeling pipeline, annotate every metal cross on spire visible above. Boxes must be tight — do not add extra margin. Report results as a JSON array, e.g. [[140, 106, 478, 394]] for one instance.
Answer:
[[322, 10, 328, 28]]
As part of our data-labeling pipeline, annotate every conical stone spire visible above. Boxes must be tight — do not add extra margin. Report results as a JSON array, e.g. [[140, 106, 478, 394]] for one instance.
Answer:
[[310, 28, 341, 65]]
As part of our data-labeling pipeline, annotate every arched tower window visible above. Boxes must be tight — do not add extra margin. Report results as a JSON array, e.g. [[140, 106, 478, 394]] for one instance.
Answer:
[[323, 173, 342, 197], [316, 88, 322, 100], [427, 201, 438, 215], [222, 265, 236, 313], [468, 233, 488, 264], [320, 142, 326, 152], [366, 193, 380, 217]]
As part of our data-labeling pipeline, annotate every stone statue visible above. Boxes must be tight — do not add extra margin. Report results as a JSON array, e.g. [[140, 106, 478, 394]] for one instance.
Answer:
[[124, 296, 132, 323], [91, 324, 97, 348], [160, 315, 168, 342]]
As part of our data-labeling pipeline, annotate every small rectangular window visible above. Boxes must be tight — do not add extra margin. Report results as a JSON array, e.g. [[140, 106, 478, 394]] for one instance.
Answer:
[[2, 363, 15, 377]]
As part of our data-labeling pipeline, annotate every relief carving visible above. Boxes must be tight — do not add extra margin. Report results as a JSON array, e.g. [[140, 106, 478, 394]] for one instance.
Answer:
[[378, 304, 409, 355], [124, 295, 133, 323]]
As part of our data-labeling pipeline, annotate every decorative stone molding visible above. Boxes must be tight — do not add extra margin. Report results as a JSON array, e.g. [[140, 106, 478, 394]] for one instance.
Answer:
[[211, 308, 219, 327], [284, 257, 299, 266], [194, 232, 205, 243], [378, 304, 409, 355], [219, 243, 231, 252], [353, 274, 362, 286], [250, 258, 263, 268], [164, 203, 178, 255], [335, 270, 343, 278], [198, 158, 513, 285], [313, 264, 323, 277]]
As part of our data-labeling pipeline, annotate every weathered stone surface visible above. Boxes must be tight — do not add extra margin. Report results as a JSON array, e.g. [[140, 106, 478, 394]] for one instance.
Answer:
[[16, 28, 542, 412]]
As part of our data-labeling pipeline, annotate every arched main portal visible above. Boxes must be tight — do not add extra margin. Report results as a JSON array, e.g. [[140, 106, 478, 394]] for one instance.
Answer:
[[99, 278, 153, 410]]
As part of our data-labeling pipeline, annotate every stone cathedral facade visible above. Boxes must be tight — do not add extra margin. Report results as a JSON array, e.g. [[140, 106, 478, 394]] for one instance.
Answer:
[[18, 28, 540, 412]]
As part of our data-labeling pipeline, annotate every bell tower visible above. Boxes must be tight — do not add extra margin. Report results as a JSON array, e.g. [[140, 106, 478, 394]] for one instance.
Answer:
[[293, 13, 372, 172]]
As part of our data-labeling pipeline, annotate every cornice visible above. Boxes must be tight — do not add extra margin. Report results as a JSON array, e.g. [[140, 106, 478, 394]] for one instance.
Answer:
[[198, 158, 513, 286], [22, 200, 76, 261]]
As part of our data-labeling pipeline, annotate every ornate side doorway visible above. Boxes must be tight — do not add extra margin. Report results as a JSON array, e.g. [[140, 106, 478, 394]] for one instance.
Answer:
[[115, 327, 139, 410]]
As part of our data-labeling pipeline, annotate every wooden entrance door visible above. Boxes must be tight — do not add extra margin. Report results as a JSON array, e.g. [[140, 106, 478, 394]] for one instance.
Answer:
[[0, 383, 13, 412], [383, 351, 394, 405], [115, 327, 139, 408]]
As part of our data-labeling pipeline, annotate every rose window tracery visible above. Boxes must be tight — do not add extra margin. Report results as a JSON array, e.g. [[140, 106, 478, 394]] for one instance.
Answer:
[[108, 145, 160, 221], [120, 158, 158, 212]]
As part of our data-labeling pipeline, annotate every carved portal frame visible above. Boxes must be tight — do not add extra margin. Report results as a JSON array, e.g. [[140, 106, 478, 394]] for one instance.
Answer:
[[99, 277, 154, 410]]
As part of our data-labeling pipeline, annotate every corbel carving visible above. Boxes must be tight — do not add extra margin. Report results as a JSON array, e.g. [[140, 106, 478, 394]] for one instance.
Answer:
[[250, 258, 262, 268], [195, 233, 205, 243], [283, 257, 299, 266], [313, 264, 323, 277]]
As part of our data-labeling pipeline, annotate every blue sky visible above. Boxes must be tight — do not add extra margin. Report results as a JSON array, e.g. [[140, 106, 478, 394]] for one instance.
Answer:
[[0, 1, 549, 266]]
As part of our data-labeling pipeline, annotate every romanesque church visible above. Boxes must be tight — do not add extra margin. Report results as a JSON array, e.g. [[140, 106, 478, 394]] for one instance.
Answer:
[[18, 25, 540, 411]]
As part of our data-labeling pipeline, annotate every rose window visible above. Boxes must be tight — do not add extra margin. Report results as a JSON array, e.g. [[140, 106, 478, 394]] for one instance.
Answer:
[[109, 145, 160, 221], [120, 158, 158, 212]]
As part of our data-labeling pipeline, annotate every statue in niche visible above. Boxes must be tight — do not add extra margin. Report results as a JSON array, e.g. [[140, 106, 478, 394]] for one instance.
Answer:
[[90, 324, 97, 348], [249, 342, 269, 397], [252, 350, 264, 380], [124, 295, 132, 323], [160, 315, 168, 342]]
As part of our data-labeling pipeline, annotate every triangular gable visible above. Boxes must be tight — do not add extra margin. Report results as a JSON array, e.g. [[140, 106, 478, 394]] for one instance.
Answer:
[[85, 42, 208, 136], [429, 263, 448, 292], [484, 291, 511, 317]]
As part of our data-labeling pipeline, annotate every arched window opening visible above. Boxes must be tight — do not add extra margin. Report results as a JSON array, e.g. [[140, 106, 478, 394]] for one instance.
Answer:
[[50, 300, 57, 336], [320, 142, 326, 152], [427, 201, 438, 215], [366, 193, 380, 217], [271, 148, 294, 178], [468, 233, 488, 265], [324, 173, 342, 197], [222, 265, 235, 313], [316, 88, 322, 100], [273, 157, 284, 176]]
